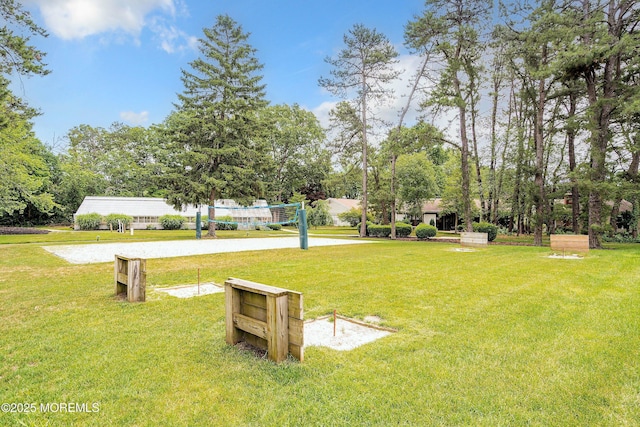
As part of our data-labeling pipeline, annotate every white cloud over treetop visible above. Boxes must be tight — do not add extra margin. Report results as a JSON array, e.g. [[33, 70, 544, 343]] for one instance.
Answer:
[[28, 0, 194, 52], [120, 110, 149, 125]]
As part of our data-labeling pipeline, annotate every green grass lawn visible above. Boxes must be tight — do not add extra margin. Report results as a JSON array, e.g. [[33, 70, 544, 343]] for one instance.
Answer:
[[1, 233, 639, 426]]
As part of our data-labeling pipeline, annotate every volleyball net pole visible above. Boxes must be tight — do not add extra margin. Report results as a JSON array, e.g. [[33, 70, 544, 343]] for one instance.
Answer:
[[298, 202, 308, 250]]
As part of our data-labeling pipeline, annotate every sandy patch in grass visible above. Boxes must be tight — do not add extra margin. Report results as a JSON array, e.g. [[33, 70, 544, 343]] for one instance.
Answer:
[[304, 315, 394, 351], [155, 283, 223, 298], [547, 253, 584, 260], [451, 247, 477, 252], [43, 237, 373, 264]]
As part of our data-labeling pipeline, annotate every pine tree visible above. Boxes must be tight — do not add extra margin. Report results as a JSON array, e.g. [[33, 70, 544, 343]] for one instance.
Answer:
[[165, 15, 269, 237], [319, 24, 399, 237]]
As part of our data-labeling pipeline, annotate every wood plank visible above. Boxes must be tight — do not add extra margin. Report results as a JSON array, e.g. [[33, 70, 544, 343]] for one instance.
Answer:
[[460, 232, 488, 247], [266, 294, 289, 363], [233, 313, 268, 340], [288, 317, 304, 347], [289, 344, 303, 363], [226, 277, 289, 297], [241, 291, 267, 309], [288, 292, 303, 319], [550, 234, 589, 252], [240, 303, 267, 322], [244, 333, 267, 351], [225, 284, 242, 345]]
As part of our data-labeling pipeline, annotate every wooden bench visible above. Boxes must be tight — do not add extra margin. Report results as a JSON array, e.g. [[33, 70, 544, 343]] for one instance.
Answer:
[[114, 255, 146, 302], [460, 232, 488, 247], [550, 234, 589, 253], [225, 277, 303, 363]]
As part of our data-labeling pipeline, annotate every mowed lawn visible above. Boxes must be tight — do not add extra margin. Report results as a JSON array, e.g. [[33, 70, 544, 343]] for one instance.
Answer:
[[1, 233, 639, 426]]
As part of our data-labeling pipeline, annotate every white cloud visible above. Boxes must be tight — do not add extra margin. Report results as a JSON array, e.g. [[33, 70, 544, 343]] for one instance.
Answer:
[[148, 16, 197, 54], [312, 55, 433, 140], [120, 110, 149, 125], [29, 0, 195, 52]]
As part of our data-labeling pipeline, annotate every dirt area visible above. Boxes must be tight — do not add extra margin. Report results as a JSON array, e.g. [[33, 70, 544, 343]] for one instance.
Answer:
[[43, 237, 373, 264], [304, 315, 395, 351], [155, 283, 224, 298], [0, 227, 50, 235]]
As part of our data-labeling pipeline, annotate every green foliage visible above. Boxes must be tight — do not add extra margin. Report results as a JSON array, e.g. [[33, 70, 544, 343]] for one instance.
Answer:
[[395, 222, 412, 237], [104, 214, 132, 229], [165, 14, 270, 238], [396, 221, 413, 237], [415, 223, 437, 239], [258, 104, 328, 202], [308, 199, 333, 227], [473, 221, 498, 241], [0, 82, 56, 221], [213, 215, 238, 231], [75, 213, 102, 230], [337, 207, 372, 227], [368, 224, 391, 238], [396, 152, 439, 216], [355, 221, 374, 236], [429, 219, 435, 227], [0, 0, 50, 78], [159, 215, 185, 230], [267, 223, 282, 230]]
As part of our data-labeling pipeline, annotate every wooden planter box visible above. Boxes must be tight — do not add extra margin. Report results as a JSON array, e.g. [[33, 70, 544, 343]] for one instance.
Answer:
[[460, 232, 488, 247], [114, 255, 146, 302], [550, 234, 589, 253], [225, 277, 303, 363]]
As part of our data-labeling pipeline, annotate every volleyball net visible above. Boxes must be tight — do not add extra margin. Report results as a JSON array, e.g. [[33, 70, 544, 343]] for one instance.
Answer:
[[208, 202, 301, 229]]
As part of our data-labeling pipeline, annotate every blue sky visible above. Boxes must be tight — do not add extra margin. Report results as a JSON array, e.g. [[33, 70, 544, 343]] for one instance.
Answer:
[[15, 0, 427, 150]]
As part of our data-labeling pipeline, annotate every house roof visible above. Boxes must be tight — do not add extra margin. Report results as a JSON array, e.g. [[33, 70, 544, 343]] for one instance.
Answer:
[[327, 198, 361, 210], [73, 197, 272, 219], [74, 197, 199, 217]]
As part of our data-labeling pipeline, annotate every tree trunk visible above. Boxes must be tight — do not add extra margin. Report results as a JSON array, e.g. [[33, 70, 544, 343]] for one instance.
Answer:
[[390, 154, 397, 239], [533, 49, 547, 247], [360, 80, 368, 238], [567, 90, 580, 234], [208, 187, 217, 237]]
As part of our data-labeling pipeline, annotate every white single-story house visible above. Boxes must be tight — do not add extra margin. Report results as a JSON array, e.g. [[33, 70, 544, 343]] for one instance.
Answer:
[[327, 198, 361, 226], [73, 196, 272, 230]]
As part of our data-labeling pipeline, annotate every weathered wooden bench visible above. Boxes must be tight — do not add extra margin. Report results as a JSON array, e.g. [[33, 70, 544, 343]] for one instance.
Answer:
[[225, 277, 303, 363], [114, 255, 146, 302], [460, 232, 488, 247], [550, 234, 589, 253]]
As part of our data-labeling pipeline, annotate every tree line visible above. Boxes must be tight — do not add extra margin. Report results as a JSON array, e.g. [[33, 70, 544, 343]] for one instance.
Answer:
[[2, 1, 639, 247]]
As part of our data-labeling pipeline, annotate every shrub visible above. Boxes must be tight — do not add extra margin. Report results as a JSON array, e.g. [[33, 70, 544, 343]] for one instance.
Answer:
[[267, 223, 282, 230], [368, 224, 391, 238], [104, 213, 133, 229], [338, 207, 374, 227], [160, 215, 185, 230], [355, 221, 374, 236], [429, 219, 435, 227], [395, 222, 412, 238], [214, 215, 238, 231], [76, 213, 102, 230], [472, 221, 498, 241], [415, 223, 437, 239]]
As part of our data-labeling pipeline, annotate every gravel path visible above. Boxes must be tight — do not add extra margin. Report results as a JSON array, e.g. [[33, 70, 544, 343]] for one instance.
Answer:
[[43, 237, 373, 264]]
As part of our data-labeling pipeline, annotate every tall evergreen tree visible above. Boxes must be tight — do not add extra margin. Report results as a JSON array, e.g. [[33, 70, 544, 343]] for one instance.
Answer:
[[166, 15, 269, 237], [319, 24, 399, 237], [406, 0, 491, 232], [0, 0, 54, 222]]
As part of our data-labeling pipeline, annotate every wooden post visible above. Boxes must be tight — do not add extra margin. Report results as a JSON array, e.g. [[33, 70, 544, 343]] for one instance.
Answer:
[[460, 232, 488, 247], [115, 255, 146, 302], [550, 234, 589, 252], [224, 277, 303, 363]]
